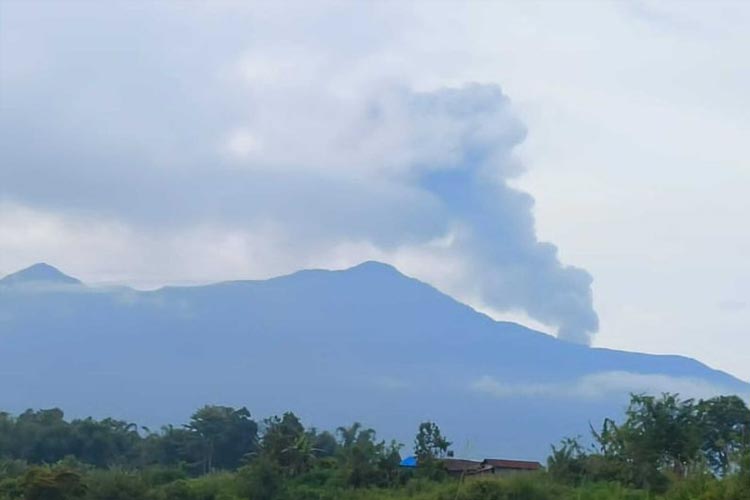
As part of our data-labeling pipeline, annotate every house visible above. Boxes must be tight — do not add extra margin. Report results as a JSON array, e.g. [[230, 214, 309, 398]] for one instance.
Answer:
[[481, 459, 542, 475], [440, 458, 492, 477], [399, 456, 542, 477]]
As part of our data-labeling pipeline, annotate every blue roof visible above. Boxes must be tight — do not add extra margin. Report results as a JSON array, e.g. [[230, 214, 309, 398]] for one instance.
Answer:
[[399, 456, 418, 467]]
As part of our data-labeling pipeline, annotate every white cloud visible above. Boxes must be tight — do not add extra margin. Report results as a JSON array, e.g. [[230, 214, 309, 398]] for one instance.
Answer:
[[224, 128, 263, 160], [472, 372, 748, 401], [0, 202, 293, 287], [0, 19, 600, 344], [2, 1, 750, 366]]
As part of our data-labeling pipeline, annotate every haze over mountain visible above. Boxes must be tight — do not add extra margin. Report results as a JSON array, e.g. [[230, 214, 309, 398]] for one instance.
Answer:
[[0, 262, 747, 460]]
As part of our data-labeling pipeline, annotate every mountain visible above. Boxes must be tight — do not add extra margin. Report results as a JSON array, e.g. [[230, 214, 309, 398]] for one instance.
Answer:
[[0, 262, 81, 286], [0, 262, 747, 460]]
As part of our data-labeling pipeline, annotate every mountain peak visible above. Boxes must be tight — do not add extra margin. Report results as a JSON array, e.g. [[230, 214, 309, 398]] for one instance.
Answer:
[[0, 263, 81, 286], [348, 260, 401, 274]]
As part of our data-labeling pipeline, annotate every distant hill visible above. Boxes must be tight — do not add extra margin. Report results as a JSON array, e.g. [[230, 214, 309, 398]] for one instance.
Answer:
[[0, 262, 81, 286], [0, 262, 747, 460]]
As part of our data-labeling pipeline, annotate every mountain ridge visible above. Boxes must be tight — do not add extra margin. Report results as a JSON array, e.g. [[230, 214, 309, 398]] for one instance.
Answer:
[[0, 261, 746, 459], [1, 261, 744, 383], [0, 262, 81, 286], [1, 261, 745, 383]]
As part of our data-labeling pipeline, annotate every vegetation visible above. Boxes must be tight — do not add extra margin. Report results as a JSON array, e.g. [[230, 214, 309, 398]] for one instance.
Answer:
[[548, 394, 750, 493], [0, 393, 748, 500]]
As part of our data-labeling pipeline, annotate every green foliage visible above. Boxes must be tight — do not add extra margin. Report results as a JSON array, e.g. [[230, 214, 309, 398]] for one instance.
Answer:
[[187, 406, 259, 474], [260, 412, 311, 476], [312, 430, 338, 458], [237, 458, 285, 500], [548, 437, 589, 485], [412, 421, 450, 480], [457, 474, 557, 500], [550, 393, 750, 493], [698, 395, 750, 476], [83, 469, 149, 500], [22, 466, 86, 500], [0, 396, 748, 500], [413, 422, 451, 464], [335, 423, 403, 488]]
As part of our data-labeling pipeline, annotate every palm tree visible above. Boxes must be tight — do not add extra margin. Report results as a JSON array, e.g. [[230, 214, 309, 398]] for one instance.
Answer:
[[337, 423, 363, 448], [281, 434, 322, 476]]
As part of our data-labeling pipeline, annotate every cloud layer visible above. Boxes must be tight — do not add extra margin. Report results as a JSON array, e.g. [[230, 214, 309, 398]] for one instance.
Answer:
[[0, 2, 598, 342], [472, 372, 748, 401]]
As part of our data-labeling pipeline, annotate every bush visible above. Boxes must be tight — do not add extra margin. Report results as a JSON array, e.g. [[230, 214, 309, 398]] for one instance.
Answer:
[[84, 469, 149, 500], [457, 474, 556, 500], [237, 459, 284, 500], [22, 466, 87, 500]]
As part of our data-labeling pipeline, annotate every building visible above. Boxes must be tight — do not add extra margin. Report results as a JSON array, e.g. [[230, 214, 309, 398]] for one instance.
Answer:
[[440, 459, 491, 477], [399, 456, 543, 477], [480, 459, 543, 476]]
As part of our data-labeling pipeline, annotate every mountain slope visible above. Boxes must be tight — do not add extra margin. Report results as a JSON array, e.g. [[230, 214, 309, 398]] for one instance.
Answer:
[[0, 262, 746, 460], [0, 262, 81, 286]]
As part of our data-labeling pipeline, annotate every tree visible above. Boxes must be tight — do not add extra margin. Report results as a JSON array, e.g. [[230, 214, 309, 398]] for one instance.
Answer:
[[310, 429, 338, 458], [139, 424, 204, 473], [336, 422, 364, 449], [281, 433, 318, 476], [414, 421, 451, 464], [186, 406, 258, 473], [410, 421, 451, 481], [69, 417, 140, 467], [697, 395, 750, 475], [592, 393, 703, 490], [336, 422, 402, 487], [260, 412, 307, 475], [14, 409, 75, 464], [547, 394, 750, 492], [548, 437, 588, 485]]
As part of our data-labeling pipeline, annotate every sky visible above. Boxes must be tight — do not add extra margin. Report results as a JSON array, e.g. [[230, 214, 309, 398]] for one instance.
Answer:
[[0, 1, 748, 379]]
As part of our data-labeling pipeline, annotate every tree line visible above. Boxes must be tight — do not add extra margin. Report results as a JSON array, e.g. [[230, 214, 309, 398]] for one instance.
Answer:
[[0, 393, 749, 500], [548, 394, 750, 492], [0, 405, 451, 499]]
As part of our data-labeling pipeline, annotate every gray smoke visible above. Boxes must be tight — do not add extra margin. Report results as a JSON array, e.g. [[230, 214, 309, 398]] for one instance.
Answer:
[[0, 2, 599, 343]]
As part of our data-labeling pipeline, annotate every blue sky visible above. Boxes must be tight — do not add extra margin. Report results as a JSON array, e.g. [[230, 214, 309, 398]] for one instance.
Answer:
[[1, 1, 748, 379]]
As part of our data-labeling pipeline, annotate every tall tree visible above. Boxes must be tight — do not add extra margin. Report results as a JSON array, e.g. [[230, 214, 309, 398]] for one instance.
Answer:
[[260, 412, 307, 474], [336, 422, 401, 488], [697, 395, 750, 475], [186, 406, 258, 473], [414, 421, 451, 464]]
